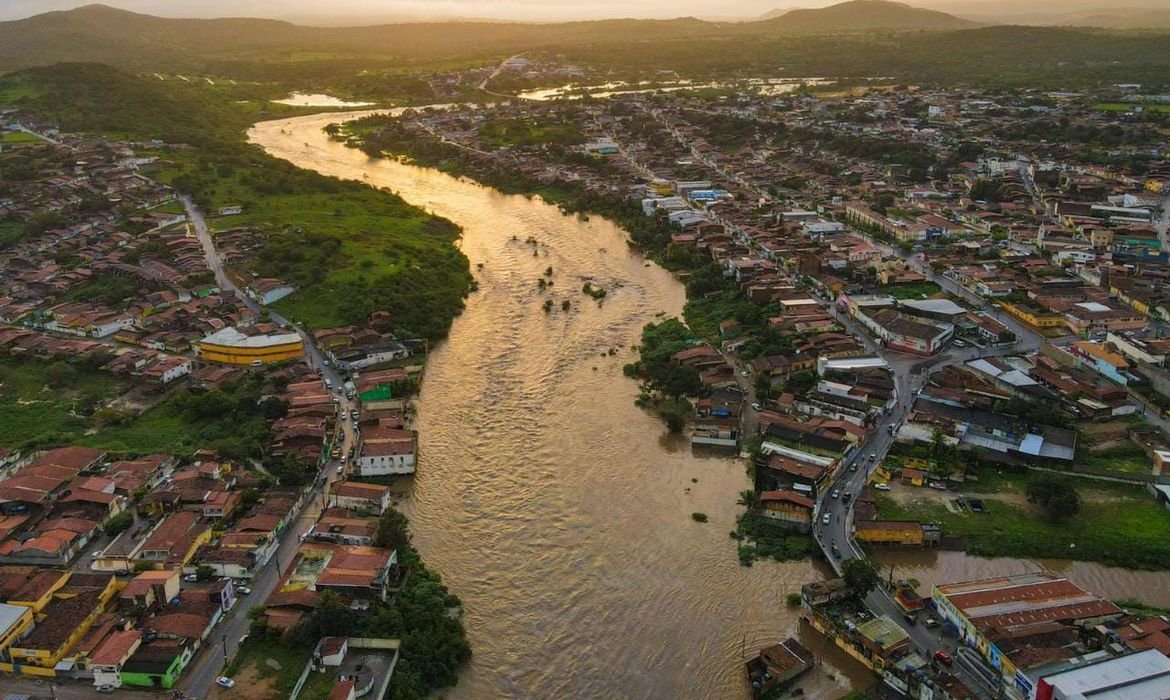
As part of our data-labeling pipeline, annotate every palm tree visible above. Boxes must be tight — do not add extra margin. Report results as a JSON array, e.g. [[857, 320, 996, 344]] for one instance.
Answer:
[[738, 489, 759, 509]]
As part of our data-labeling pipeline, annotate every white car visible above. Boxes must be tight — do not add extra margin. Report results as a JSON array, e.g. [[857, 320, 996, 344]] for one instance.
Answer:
[[822, 513, 831, 525], [830, 489, 840, 499], [216, 677, 235, 689], [872, 482, 892, 491], [751, 402, 761, 411], [183, 573, 198, 583]]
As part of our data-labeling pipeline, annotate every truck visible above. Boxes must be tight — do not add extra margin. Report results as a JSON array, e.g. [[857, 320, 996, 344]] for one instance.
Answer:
[[344, 380, 357, 398]]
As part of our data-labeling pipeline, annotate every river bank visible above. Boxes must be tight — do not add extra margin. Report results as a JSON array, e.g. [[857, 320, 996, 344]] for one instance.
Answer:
[[250, 112, 868, 699]]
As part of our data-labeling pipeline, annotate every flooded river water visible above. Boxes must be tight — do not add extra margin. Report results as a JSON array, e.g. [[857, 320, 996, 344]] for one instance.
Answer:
[[248, 112, 1170, 699]]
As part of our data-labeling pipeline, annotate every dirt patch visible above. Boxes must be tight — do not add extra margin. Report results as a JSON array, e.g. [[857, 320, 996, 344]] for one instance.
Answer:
[[886, 483, 1031, 509], [883, 480, 1130, 509], [206, 661, 279, 700]]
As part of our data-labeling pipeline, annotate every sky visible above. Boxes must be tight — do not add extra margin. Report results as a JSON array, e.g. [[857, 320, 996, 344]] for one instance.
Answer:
[[1, 0, 1164, 22]]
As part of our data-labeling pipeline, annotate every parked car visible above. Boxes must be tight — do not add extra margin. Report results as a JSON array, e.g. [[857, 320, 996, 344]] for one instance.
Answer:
[[953, 339, 967, 348], [924, 618, 940, 629], [96, 685, 117, 694], [928, 481, 948, 490], [934, 650, 953, 666], [872, 483, 891, 491], [216, 677, 235, 688], [336, 465, 344, 474], [903, 613, 917, 626], [830, 489, 840, 499], [750, 402, 761, 411], [183, 574, 198, 583], [351, 409, 360, 420], [822, 513, 831, 525], [237, 586, 251, 595]]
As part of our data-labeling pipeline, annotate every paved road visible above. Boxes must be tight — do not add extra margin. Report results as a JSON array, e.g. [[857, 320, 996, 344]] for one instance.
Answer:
[[178, 196, 354, 698], [0, 678, 162, 700]]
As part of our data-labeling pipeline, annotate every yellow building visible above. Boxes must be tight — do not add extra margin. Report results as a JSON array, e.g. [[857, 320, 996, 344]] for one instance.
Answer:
[[7, 571, 70, 614], [998, 301, 1065, 329], [0, 604, 34, 658], [8, 574, 117, 670], [855, 520, 924, 547], [197, 326, 303, 365]]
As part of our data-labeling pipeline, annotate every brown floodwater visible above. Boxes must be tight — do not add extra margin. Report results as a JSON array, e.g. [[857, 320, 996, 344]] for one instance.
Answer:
[[250, 112, 866, 699], [248, 111, 1170, 699]]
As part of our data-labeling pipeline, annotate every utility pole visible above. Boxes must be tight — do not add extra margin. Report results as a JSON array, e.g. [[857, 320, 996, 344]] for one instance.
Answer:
[[222, 633, 229, 665]]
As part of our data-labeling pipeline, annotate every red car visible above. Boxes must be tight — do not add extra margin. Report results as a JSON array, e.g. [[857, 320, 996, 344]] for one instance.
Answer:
[[934, 650, 953, 666]]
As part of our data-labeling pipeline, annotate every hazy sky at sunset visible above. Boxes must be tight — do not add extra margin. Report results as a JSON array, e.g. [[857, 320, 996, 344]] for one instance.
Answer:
[[1, 0, 1162, 22]]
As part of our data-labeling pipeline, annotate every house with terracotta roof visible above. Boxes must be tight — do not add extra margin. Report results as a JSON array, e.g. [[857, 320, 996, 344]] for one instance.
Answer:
[[328, 481, 391, 514], [758, 491, 815, 532], [289, 542, 399, 605], [932, 572, 1123, 695], [118, 569, 180, 611], [133, 511, 211, 570], [8, 573, 117, 670], [91, 629, 142, 690]]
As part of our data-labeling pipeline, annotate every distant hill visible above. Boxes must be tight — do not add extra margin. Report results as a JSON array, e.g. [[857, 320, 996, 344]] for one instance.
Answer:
[[0, 2, 980, 72], [756, 0, 981, 33], [0, 62, 247, 144], [1060, 9, 1170, 29], [0, 4, 716, 71]]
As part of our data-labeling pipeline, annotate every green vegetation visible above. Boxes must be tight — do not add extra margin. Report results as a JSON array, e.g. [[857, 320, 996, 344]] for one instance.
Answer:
[[1026, 475, 1082, 521], [884, 282, 942, 300], [1081, 443, 1151, 474], [102, 511, 133, 536], [478, 119, 584, 148], [732, 510, 814, 566], [842, 558, 881, 599], [785, 592, 802, 607], [66, 274, 152, 305], [1095, 102, 1170, 113], [0, 356, 128, 448], [625, 319, 703, 398], [79, 375, 282, 459], [247, 507, 470, 699], [875, 478, 1170, 569], [691, 512, 709, 523]]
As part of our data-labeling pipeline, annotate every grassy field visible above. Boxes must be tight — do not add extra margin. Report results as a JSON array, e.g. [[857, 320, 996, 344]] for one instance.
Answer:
[[1081, 443, 1152, 474], [81, 408, 194, 454], [478, 118, 584, 149], [875, 479, 1170, 570], [1, 130, 43, 145], [885, 281, 943, 300], [0, 220, 25, 249], [1095, 102, 1170, 113], [0, 357, 129, 448], [151, 151, 472, 338]]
